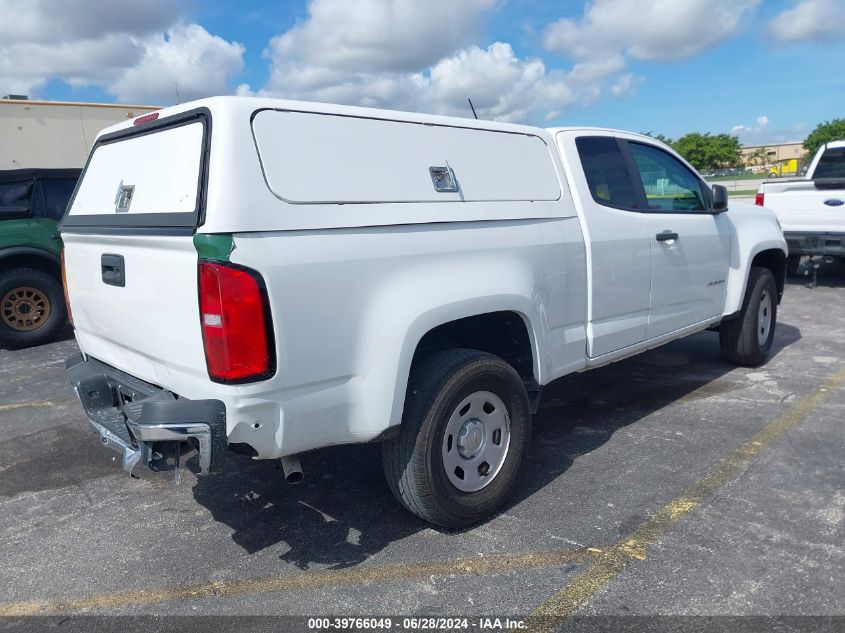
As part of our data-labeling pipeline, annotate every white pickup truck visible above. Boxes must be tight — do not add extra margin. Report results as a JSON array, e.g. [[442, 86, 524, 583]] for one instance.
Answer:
[[61, 98, 787, 527], [756, 140, 845, 273]]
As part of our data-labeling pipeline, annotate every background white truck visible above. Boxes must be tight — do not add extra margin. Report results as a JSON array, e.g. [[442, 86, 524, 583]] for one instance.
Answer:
[[61, 98, 787, 527], [756, 140, 845, 274]]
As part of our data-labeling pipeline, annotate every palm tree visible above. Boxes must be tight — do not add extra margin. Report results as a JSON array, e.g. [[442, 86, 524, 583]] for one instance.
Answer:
[[746, 147, 769, 167]]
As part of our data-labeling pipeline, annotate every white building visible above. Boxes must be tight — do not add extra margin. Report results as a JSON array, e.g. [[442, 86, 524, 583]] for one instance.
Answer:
[[0, 97, 159, 170]]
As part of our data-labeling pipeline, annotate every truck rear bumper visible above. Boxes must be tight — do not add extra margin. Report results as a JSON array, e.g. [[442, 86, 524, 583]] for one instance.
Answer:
[[784, 231, 845, 257], [66, 354, 226, 476]]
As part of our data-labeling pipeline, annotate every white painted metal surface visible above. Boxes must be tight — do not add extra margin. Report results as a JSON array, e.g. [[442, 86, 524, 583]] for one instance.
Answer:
[[757, 141, 845, 234], [252, 109, 561, 204]]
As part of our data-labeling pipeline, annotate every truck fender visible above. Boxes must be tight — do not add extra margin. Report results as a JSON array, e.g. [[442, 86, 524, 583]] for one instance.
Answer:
[[352, 258, 545, 438], [722, 203, 788, 316], [0, 246, 60, 265]]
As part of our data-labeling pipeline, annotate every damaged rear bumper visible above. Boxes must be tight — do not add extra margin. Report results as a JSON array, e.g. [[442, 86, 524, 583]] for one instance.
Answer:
[[66, 354, 226, 475]]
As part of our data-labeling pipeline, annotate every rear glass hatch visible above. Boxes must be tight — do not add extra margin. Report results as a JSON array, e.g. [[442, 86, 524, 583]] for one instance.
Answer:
[[60, 108, 214, 389]]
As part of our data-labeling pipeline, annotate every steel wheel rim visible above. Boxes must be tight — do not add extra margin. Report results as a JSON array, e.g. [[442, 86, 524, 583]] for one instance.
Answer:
[[441, 390, 511, 492], [1, 286, 51, 332], [757, 289, 772, 346]]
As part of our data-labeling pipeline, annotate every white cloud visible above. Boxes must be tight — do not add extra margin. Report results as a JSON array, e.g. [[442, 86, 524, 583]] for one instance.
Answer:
[[0, 1, 244, 103], [109, 25, 245, 103], [767, 0, 845, 43], [610, 73, 644, 98], [730, 116, 806, 145], [731, 114, 769, 139], [253, 0, 642, 124], [256, 41, 576, 123], [268, 0, 496, 73], [0, 0, 184, 43], [543, 0, 760, 61]]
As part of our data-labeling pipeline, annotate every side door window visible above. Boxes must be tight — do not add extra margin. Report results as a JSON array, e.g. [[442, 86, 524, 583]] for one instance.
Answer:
[[38, 178, 79, 222], [575, 136, 640, 210], [571, 134, 651, 357], [627, 142, 708, 212], [0, 181, 34, 221]]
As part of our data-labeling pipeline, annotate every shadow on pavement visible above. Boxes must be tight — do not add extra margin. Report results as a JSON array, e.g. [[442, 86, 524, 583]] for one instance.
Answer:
[[191, 323, 801, 570]]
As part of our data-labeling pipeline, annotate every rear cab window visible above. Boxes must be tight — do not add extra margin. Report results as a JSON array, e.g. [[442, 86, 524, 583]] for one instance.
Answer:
[[814, 147, 845, 179], [62, 109, 209, 233]]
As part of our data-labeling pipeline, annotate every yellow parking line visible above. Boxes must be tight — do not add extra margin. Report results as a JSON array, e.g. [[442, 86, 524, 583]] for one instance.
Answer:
[[0, 400, 55, 412], [527, 365, 845, 631], [1, 367, 842, 617], [0, 548, 587, 615]]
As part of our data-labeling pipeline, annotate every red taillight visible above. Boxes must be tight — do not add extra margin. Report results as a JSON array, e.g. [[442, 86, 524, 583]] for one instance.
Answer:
[[199, 261, 275, 383], [61, 249, 73, 325], [755, 193, 764, 206], [133, 112, 159, 126]]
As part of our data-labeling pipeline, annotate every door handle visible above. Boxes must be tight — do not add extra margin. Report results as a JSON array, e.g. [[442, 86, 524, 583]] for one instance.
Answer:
[[655, 231, 679, 242], [101, 254, 125, 287]]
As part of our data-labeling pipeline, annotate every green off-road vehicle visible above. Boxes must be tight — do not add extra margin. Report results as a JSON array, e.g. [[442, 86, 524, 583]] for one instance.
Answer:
[[0, 168, 80, 348]]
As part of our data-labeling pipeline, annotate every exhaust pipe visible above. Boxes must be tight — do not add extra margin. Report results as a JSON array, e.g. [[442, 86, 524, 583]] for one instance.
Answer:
[[281, 455, 304, 484]]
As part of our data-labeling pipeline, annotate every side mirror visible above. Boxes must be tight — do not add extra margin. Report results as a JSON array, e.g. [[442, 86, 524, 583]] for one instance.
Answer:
[[712, 184, 729, 213]]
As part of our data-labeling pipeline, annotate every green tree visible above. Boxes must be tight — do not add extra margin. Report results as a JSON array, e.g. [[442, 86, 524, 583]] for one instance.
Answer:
[[672, 133, 741, 171], [803, 119, 845, 155], [642, 132, 675, 146]]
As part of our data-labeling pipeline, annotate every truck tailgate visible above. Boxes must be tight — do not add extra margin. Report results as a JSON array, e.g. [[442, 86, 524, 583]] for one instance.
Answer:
[[762, 180, 845, 233], [60, 110, 211, 392], [63, 233, 207, 387]]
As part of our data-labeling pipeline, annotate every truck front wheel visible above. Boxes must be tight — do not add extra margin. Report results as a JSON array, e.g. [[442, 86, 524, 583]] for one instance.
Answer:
[[719, 267, 777, 367], [0, 267, 67, 349], [382, 349, 531, 528]]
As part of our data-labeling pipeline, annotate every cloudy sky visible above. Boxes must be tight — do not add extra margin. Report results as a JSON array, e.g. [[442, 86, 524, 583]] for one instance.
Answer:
[[1, 0, 842, 144]]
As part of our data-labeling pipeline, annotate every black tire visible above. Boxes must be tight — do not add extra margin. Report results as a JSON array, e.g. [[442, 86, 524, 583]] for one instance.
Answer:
[[719, 267, 777, 367], [786, 254, 801, 276], [382, 349, 531, 528], [0, 267, 67, 349]]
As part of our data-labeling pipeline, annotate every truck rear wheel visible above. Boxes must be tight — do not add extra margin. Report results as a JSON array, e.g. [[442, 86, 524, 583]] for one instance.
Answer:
[[719, 267, 777, 367], [382, 349, 531, 528], [786, 254, 801, 276], [0, 268, 67, 349]]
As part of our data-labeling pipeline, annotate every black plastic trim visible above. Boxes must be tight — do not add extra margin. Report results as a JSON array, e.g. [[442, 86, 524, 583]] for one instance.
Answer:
[[0, 245, 60, 264]]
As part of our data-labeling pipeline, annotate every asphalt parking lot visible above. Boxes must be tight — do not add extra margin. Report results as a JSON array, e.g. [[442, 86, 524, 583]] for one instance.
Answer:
[[1, 260, 843, 632]]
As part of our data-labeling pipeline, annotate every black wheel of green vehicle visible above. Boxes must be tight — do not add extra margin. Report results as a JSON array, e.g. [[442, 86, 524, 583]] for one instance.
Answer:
[[719, 267, 777, 367], [382, 349, 531, 529], [0, 267, 67, 349], [786, 254, 801, 276]]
